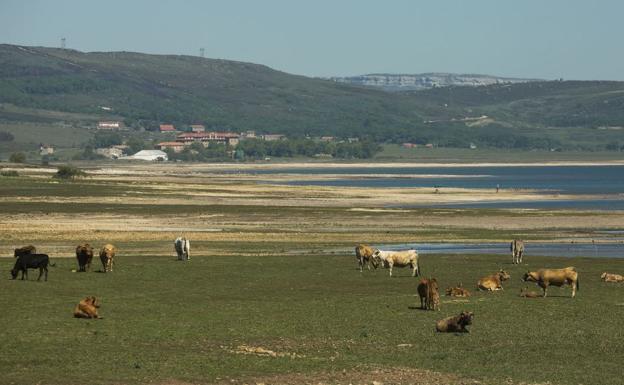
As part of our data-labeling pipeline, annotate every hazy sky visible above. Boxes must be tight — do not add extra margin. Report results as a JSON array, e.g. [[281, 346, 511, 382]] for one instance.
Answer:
[[1, 0, 623, 80]]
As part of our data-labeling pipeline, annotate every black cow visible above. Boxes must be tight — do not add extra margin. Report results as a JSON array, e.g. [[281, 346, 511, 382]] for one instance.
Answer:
[[11, 254, 50, 281]]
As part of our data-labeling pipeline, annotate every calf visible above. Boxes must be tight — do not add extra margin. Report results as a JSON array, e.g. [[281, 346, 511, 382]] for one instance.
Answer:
[[372, 249, 420, 277], [436, 311, 474, 333], [354, 244, 378, 272], [601, 272, 624, 283], [14, 245, 36, 258], [477, 269, 510, 291], [99, 244, 116, 273], [446, 283, 471, 297], [417, 278, 440, 310], [519, 287, 541, 298], [73, 296, 101, 319], [11, 253, 50, 281]]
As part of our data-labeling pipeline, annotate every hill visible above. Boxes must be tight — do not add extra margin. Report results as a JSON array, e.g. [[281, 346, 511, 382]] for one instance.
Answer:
[[1, 44, 624, 155]]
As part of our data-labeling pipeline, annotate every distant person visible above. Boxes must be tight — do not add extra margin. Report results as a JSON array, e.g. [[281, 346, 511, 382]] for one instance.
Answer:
[[496, 184, 500, 193]]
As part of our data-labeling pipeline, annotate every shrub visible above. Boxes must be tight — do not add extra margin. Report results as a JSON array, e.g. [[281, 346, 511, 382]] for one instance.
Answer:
[[54, 165, 86, 180], [0, 131, 14, 142], [0, 170, 19, 177]]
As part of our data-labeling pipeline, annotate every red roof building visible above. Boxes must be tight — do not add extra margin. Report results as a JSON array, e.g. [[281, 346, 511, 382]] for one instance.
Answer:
[[159, 124, 176, 132]]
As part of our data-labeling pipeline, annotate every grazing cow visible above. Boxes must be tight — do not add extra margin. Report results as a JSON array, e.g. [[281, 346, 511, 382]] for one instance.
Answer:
[[99, 244, 117, 273], [601, 272, 624, 283], [477, 269, 511, 291], [372, 249, 420, 277], [174, 237, 190, 261], [519, 287, 541, 298], [436, 311, 474, 333], [11, 253, 50, 281], [14, 245, 36, 258], [354, 244, 378, 272], [445, 283, 471, 297], [510, 239, 525, 264], [75, 243, 94, 272], [73, 296, 101, 319], [417, 278, 440, 310], [522, 267, 579, 298]]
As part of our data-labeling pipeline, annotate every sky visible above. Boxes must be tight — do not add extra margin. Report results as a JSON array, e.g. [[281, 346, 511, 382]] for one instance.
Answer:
[[1, 0, 623, 80]]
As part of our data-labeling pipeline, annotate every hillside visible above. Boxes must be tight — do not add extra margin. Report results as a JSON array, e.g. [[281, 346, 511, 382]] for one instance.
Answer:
[[1, 44, 624, 155]]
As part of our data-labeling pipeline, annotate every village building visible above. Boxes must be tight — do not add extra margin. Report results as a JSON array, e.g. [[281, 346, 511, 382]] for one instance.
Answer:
[[159, 124, 176, 132], [190, 124, 206, 133], [95, 147, 124, 159], [402, 143, 417, 148], [240, 130, 256, 139], [97, 121, 123, 130], [261, 134, 285, 141], [320, 136, 335, 142], [176, 132, 240, 147], [128, 150, 168, 161], [155, 141, 187, 153], [39, 144, 54, 155]]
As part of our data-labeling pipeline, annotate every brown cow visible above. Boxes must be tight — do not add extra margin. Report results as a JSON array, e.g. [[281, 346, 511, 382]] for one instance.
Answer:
[[436, 311, 474, 333], [601, 272, 624, 283], [477, 269, 510, 291], [75, 243, 94, 272], [354, 244, 377, 272], [73, 296, 101, 319], [417, 278, 440, 311], [14, 245, 36, 258], [445, 283, 471, 297], [522, 267, 579, 298], [99, 244, 117, 273]]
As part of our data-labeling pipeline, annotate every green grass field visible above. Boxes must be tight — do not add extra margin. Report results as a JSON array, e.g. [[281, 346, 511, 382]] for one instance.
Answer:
[[2, 252, 624, 385]]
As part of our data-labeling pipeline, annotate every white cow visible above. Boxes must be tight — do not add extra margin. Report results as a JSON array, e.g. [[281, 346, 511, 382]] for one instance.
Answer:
[[372, 249, 420, 277], [174, 237, 190, 261]]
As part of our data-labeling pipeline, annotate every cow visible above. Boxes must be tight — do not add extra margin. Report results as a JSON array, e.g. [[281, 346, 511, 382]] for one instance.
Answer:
[[522, 267, 579, 298], [14, 245, 36, 258], [73, 296, 101, 319], [75, 243, 94, 272], [601, 272, 624, 283], [99, 244, 117, 273], [445, 283, 471, 297], [11, 253, 50, 281], [519, 287, 541, 298], [511, 239, 525, 264], [372, 249, 420, 277], [174, 237, 190, 261], [354, 244, 378, 272], [477, 269, 511, 291], [417, 278, 440, 311], [436, 311, 474, 333]]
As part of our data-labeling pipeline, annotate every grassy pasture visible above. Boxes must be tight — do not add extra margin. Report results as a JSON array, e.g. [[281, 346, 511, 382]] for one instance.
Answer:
[[1, 252, 624, 385]]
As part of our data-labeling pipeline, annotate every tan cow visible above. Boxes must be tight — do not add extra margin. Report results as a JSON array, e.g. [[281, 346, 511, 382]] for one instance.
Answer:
[[477, 269, 511, 291], [601, 272, 624, 283], [73, 296, 101, 319], [511, 239, 525, 264], [445, 283, 471, 297], [354, 244, 378, 272], [99, 244, 117, 273], [417, 278, 440, 311], [436, 311, 474, 333], [522, 267, 579, 298], [372, 249, 420, 277]]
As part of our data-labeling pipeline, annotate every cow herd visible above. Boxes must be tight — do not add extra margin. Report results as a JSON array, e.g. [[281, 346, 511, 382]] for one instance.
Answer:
[[354, 239, 622, 333]]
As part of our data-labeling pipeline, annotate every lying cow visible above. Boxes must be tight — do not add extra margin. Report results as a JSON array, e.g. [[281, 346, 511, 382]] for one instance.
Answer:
[[477, 269, 510, 291], [99, 244, 117, 273], [436, 311, 474, 333], [73, 296, 101, 319], [417, 278, 440, 310], [354, 244, 378, 272], [519, 287, 541, 298], [522, 266, 579, 298], [11, 253, 50, 281], [14, 245, 36, 258], [446, 283, 471, 297], [75, 243, 94, 272], [174, 237, 190, 261], [510, 239, 525, 264], [372, 249, 420, 277], [601, 272, 624, 283]]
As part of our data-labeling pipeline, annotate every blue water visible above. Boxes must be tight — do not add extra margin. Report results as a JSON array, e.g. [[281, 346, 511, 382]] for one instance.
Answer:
[[375, 242, 624, 259]]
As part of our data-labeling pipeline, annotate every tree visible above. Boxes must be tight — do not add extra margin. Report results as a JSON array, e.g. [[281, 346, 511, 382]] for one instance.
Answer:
[[9, 152, 26, 163], [125, 137, 147, 155], [54, 165, 86, 180]]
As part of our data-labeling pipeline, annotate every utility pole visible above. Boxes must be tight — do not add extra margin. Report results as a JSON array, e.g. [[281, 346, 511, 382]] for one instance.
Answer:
[[199, 47, 205, 58], [61, 37, 66, 49]]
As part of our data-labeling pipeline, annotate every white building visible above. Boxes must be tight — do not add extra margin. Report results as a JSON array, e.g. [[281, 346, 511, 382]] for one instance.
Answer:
[[129, 150, 168, 161]]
